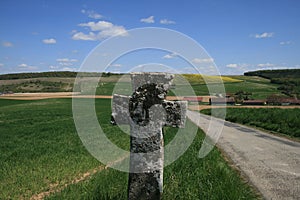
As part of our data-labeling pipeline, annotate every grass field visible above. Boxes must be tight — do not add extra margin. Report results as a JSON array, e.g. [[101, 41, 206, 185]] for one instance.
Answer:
[[1, 73, 285, 100], [0, 98, 258, 199], [201, 108, 300, 138], [225, 76, 283, 99], [0, 78, 75, 93], [0, 99, 101, 199], [181, 74, 242, 84], [172, 75, 282, 98]]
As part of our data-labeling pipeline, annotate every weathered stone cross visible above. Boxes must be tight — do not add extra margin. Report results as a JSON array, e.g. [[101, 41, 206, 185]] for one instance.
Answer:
[[111, 72, 187, 200]]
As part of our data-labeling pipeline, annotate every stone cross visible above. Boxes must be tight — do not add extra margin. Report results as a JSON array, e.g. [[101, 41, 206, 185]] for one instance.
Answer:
[[111, 72, 187, 200]]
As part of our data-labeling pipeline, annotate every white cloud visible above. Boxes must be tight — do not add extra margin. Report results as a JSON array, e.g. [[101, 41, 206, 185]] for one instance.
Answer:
[[192, 58, 214, 64], [163, 53, 178, 59], [98, 26, 128, 38], [49, 65, 78, 71], [2, 41, 13, 47], [70, 30, 77, 34], [56, 58, 78, 67], [226, 63, 251, 69], [253, 32, 274, 39], [110, 63, 122, 67], [160, 19, 176, 24], [280, 41, 291, 45], [56, 58, 78, 62], [81, 9, 103, 19], [140, 16, 155, 23], [257, 63, 274, 67], [49, 65, 59, 70], [18, 63, 28, 67], [18, 63, 38, 70], [108, 63, 122, 71], [0, 63, 4, 67], [73, 21, 128, 40], [42, 38, 56, 44], [72, 32, 96, 41], [226, 63, 238, 68], [59, 62, 73, 66], [62, 67, 78, 71], [79, 21, 116, 31]]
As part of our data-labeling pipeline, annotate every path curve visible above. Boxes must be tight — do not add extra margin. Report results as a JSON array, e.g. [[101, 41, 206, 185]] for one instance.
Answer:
[[187, 110, 300, 200]]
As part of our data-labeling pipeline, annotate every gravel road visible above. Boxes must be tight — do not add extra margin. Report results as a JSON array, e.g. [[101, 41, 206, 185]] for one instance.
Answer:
[[187, 110, 300, 200]]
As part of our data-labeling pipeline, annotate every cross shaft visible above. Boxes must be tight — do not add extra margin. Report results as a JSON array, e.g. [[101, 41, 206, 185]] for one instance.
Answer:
[[111, 73, 187, 200]]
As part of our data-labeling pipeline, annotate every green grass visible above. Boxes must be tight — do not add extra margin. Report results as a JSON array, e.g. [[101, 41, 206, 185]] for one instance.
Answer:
[[0, 98, 127, 199], [0, 80, 73, 93], [0, 99, 30, 107], [201, 108, 300, 138], [170, 76, 282, 98], [0, 98, 258, 199], [95, 82, 132, 96], [46, 119, 257, 200], [224, 76, 283, 99], [171, 75, 283, 98], [1, 74, 284, 100]]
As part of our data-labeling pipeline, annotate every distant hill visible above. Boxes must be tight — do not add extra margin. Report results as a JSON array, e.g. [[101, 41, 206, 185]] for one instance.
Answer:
[[244, 69, 300, 79], [0, 71, 117, 93], [0, 71, 115, 80], [244, 69, 300, 98]]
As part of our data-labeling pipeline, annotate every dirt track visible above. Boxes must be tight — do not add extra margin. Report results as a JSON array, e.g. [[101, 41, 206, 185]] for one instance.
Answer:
[[187, 110, 300, 200], [0, 92, 112, 100]]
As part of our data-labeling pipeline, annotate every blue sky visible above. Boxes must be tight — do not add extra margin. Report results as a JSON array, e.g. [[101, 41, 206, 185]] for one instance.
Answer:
[[0, 0, 299, 75]]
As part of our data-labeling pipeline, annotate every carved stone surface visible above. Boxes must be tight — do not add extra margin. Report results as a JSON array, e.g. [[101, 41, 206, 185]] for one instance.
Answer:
[[111, 94, 130, 125], [111, 73, 187, 200], [130, 72, 174, 92]]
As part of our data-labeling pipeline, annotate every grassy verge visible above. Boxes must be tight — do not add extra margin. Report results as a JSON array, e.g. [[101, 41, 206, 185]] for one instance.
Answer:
[[201, 108, 300, 138], [0, 98, 258, 199]]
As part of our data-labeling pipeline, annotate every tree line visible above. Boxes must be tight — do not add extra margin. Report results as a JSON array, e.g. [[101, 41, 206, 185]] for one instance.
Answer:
[[0, 71, 116, 80], [244, 69, 300, 98]]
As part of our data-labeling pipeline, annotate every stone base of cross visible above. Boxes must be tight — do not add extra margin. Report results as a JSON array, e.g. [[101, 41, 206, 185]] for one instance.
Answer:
[[111, 73, 187, 200]]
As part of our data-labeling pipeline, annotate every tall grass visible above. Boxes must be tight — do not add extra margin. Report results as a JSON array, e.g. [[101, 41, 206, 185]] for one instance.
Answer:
[[47, 119, 257, 199], [0, 99, 258, 199], [201, 108, 300, 138], [0, 98, 125, 199]]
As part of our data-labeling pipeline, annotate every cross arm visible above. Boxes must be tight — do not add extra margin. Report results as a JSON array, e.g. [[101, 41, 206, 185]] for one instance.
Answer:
[[111, 94, 187, 128], [111, 94, 130, 125]]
